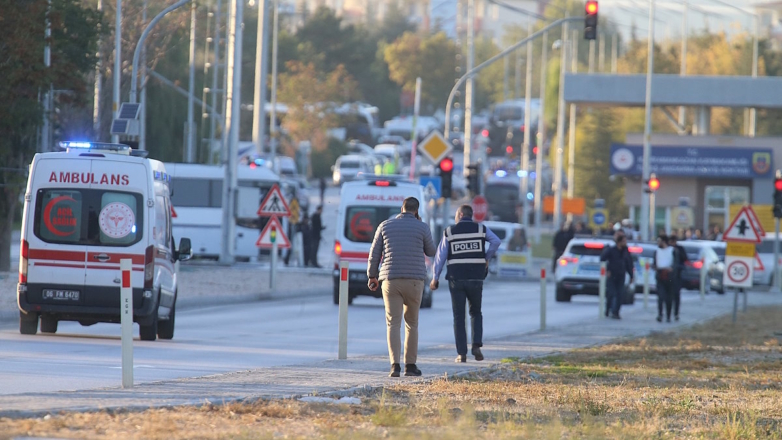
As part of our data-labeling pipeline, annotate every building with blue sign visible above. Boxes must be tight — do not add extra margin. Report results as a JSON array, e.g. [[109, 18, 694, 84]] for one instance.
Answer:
[[611, 134, 782, 234]]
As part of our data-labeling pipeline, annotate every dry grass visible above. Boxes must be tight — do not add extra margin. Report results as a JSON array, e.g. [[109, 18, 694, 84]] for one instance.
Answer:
[[3, 307, 782, 439]]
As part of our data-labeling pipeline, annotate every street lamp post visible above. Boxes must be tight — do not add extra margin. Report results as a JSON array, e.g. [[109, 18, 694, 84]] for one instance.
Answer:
[[640, 0, 656, 241], [111, 0, 121, 144]]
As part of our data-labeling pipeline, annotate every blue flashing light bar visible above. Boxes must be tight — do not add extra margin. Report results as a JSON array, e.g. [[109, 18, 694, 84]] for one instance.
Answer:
[[60, 141, 92, 149]]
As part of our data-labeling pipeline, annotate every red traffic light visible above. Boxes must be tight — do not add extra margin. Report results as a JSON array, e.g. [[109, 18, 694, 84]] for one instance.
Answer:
[[506, 145, 513, 154], [439, 158, 454, 173], [648, 177, 660, 192], [775, 178, 782, 192], [586, 1, 598, 14], [532, 146, 539, 155]]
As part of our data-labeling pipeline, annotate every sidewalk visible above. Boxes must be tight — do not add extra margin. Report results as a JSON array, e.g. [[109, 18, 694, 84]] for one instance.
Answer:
[[2, 289, 780, 418]]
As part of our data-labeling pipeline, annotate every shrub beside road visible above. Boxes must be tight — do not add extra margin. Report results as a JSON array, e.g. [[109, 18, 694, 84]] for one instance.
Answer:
[[2, 306, 781, 439]]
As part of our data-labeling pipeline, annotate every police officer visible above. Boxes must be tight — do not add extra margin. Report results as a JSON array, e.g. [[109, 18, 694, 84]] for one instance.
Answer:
[[431, 204, 501, 363]]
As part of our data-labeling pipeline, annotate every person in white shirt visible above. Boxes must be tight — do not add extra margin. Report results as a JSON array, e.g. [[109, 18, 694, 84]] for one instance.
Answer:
[[653, 235, 675, 322]]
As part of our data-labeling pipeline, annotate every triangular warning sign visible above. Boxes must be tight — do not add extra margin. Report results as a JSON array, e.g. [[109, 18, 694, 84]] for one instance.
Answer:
[[755, 252, 765, 271], [745, 205, 765, 236], [723, 207, 762, 243], [256, 216, 291, 249], [257, 184, 291, 217]]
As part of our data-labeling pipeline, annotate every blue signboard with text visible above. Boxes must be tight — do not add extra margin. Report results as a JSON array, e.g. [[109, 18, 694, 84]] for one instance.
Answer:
[[609, 144, 773, 179]]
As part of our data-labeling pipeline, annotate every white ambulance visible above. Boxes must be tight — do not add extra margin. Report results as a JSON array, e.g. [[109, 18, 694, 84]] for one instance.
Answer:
[[17, 142, 192, 341], [333, 176, 433, 307]]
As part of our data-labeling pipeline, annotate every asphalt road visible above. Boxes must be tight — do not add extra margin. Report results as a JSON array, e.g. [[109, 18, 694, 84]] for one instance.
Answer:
[[0, 279, 714, 396]]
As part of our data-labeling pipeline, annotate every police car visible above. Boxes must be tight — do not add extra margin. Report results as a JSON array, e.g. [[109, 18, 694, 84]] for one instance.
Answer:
[[333, 175, 433, 307], [554, 237, 636, 304], [17, 142, 191, 340]]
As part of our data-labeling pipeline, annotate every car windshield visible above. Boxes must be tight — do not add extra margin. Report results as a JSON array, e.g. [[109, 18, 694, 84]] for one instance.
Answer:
[[340, 161, 360, 169], [757, 240, 777, 253], [680, 245, 702, 261], [494, 106, 523, 121], [713, 247, 726, 260]]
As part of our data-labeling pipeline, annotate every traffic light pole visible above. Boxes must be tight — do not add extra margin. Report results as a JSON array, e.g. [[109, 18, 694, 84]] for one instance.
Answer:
[[775, 217, 780, 292], [443, 17, 584, 139], [640, 0, 656, 242]]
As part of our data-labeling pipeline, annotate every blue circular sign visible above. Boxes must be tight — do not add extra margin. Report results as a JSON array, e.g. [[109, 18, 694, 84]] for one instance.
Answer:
[[593, 211, 606, 226]]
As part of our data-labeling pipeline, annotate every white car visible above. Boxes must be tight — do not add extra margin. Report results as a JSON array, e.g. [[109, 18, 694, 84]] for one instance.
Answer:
[[332, 155, 372, 186], [555, 238, 636, 304], [754, 234, 782, 286]]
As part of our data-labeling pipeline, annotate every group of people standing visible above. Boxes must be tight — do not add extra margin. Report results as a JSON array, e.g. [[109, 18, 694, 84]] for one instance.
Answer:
[[367, 198, 500, 377], [284, 205, 325, 268], [653, 234, 688, 322]]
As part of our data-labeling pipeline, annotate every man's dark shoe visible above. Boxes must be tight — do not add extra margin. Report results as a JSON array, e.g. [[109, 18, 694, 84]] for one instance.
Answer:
[[472, 347, 484, 361], [389, 363, 401, 377], [610, 313, 621, 320], [455, 354, 466, 363], [675, 315, 680, 321], [666, 316, 671, 323], [404, 364, 422, 376], [656, 315, 663, 323]]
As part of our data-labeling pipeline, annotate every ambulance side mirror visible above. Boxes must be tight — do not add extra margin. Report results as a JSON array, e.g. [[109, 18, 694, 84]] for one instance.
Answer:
[[177, 238, 192, 262]]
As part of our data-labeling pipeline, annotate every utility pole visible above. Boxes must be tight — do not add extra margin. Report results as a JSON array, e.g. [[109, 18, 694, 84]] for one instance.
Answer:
[[140, 0, 147, 150], [515, 47, 522, 99], [520, 19, 533, 231], [679, 0, 687, 129], [566, 29, 578, 223], [464, 0, 475, 171], [598, 33, 605, 72], [93, 0, 103, 140], [611, 33, 618, 74], [534, 30, 547, 239], [503, 55, 509, 101], [186, 0, 197, 162], [209, 0, 223, 163], [553, 20, 568, 228], [641, 0, 655, 241], [252, 0, 270, 156], [111, 0, 122, 144], [269, 0, 280, 173], [750, 13, 758, 137], [41, 0, 52, 152], [589, 38, 595, 73], [220, 0, 244, 264]]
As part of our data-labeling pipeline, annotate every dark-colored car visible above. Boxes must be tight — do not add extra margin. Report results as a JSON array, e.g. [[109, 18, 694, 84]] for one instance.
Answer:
[[484, 178, 519, 223], [486, 103, 536, 158], [678, 242, 723, 293]]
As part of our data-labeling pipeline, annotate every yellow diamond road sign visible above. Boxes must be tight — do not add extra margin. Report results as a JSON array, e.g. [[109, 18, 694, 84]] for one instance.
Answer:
[[418, 131, 453, 165]]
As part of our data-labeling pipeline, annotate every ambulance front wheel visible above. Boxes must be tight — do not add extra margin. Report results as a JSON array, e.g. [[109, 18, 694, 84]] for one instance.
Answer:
[[19, 311, 38, 335]]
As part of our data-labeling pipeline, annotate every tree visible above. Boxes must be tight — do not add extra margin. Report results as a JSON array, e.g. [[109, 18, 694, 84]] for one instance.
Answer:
[[384, 31, 458, 111], [276, 61, 360, 153], [0, 0, 102, 270]]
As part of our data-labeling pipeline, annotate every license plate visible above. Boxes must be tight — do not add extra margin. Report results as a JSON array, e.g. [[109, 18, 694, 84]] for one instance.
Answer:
[[578, 264, 600, 274], [43, 289, 80, 301]]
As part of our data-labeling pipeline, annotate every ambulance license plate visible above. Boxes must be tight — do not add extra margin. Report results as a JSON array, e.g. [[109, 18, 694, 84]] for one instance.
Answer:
[[43, 289, 80, 301]]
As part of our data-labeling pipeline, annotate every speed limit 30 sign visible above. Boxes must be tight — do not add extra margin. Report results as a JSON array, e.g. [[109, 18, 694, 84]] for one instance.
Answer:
[[723, 256, 753, 288]]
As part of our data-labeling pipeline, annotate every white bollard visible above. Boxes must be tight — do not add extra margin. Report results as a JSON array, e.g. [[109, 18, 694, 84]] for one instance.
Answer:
[[270, 227, 278, 292], [599, 261, 607, 319], [540, 268, 546, 331], [120, 258, 133, 389], [337, 261, 349, 359], [643, 259, 650, 310], [699, 258, 707, 300]]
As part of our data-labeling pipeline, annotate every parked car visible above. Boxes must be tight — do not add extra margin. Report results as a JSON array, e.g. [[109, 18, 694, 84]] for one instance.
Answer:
[[754, 234, 782, 286], [677, 241, 723, 293], [627, 242, 657, 294], [555, 238, 636, 304], [484, 176, 520, 223]]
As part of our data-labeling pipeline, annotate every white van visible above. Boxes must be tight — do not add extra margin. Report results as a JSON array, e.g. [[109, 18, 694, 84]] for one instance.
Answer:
[[17, 142, 192, 341], [165, 163, 280, 261], [332, 154, 372, 186], [333, 176, 433, 307]]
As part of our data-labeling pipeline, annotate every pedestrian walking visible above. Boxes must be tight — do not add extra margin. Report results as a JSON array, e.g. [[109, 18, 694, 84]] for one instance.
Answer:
[[600, 232, 634, 319], [431, 205, 501, 363], [669, 235, 689, 321], [653, 235, 675, 323], [319, 177, 326, 205], [368, 197, 436, 377], [310, 206, 325, 268], [552, 222, 571, 272]]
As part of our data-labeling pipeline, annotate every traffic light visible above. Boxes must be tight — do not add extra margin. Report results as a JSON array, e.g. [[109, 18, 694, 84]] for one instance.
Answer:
[[774, 172, 782, 218], [585, 1, 598, 40], [645, 173, 660, 193], [466, 163, 481, 198], [439, 157, 454, 199]]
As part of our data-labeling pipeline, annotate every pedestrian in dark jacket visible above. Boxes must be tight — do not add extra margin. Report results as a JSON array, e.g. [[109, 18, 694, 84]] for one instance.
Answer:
[[310, 206, 325, 268], [653, 235, 675, 322], [300, 216, 312, 267], [600, 232, 634, 319], [552, 222, 571, 272], [669, 235, 689, 321], [319, 177, 326, 205]]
